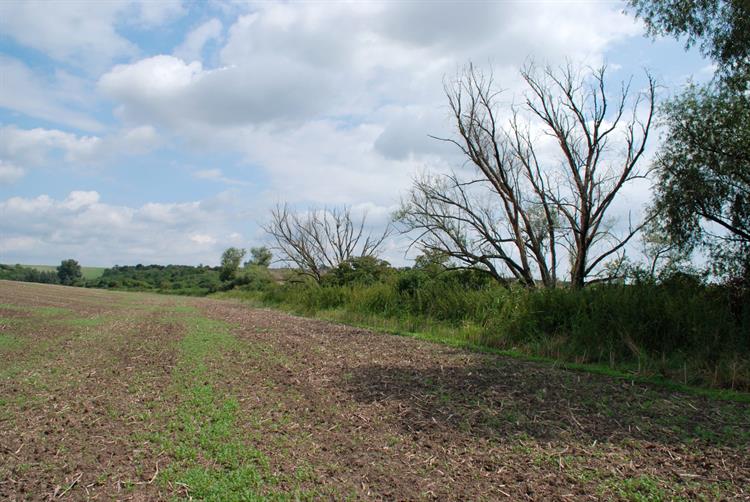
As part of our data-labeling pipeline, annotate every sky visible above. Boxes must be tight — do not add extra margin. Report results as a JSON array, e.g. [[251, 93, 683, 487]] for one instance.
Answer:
[[0, 0, 711, 267]]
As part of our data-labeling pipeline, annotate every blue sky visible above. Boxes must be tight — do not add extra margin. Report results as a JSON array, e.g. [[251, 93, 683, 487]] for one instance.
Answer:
[[0, 0, 710, 267]]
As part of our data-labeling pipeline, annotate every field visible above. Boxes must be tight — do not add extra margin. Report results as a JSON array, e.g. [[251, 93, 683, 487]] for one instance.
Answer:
[[1, 281, 748, 500], [22, 265, 106, 280]]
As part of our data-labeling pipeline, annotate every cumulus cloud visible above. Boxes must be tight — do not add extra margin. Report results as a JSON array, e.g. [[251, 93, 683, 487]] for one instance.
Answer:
[[0, 126, 99, 166], [0, 0, 186, 70], [134, 0, 185, 27], [61, 191, 101, 211], [0, 1, 135, 69], [0, 161, 24, 184], [1, 1, 661, 267], [0, 125, 160, 168], [95, 1, 643, 210], [0, 191, 249, 266], [100, 54, 336, 127], [189, 233, 217, 245]]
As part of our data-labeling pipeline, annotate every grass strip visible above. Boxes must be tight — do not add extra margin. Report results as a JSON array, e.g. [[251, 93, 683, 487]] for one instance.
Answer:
[[153, 316, 310, 501]]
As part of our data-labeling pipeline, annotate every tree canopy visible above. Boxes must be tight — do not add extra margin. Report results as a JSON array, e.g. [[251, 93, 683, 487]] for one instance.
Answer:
[[652, 83, 750, 276], [57, 259, 82, 285], [220, 247, 246, 282], [628, 0, 750, 87]]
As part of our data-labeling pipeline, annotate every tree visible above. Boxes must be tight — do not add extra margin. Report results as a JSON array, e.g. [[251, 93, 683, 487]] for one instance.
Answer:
[[57, 259, 82, 285], [264, 204, 390, 282], [219, 247, 246, 282], [328, 256, 393, 286], [651, 83, 750, 277], [246, 246, 272, 268], [626, 0, 750, 279], [627, 0, 750, 88], [397, 62, 655, 288]]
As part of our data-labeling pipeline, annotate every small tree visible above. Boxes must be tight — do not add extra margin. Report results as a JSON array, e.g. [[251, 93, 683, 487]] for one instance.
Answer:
[[264, 203, 390, 282], [246, 246, 273, 268], [57, 259, 82, 285], [219, 247, 246, 282]]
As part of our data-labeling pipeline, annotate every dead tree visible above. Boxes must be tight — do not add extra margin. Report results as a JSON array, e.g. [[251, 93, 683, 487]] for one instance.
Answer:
[[398, 62, 655, 288], [264, 203, 390, 282]]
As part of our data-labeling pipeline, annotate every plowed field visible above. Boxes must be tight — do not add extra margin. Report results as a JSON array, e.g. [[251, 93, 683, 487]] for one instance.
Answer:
[[1, 280, 748, 500]]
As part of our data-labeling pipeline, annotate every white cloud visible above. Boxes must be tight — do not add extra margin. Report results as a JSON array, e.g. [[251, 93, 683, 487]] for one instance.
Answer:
[[95, 1, 643, 211], [174, 18, 223, 62], [0, 126, 99, 166], [100, 54, 336, 127], [0, 57, 103, 131], [119, 125, 161, 154], [189, 233, 217, 245], [0, 0, 135, 70], [0, 161, 24, 184], [0, 125, 160, 168], [61, 191, 100, 211], [0, 236, 40, 254], [134, 0, 185, 27], [0, 191, 252, 266], [0, 0, 186, 70], [0, 2, 661, 268]]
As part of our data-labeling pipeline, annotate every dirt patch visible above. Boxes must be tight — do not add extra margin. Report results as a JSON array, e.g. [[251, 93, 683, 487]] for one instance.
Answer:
[[0, 281, 185, 500]]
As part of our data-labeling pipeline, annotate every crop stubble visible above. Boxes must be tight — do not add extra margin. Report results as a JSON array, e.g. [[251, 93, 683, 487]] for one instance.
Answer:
[[0, 280, 748, 500]]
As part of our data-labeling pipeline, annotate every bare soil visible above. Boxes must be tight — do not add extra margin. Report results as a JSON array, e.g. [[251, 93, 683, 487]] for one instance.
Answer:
[[1, 280, 748, 500]]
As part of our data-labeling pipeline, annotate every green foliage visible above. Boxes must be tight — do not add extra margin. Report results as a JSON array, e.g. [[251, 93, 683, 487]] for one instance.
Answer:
[[93, 264, 222, 295], [325, 256, 394, 286], [57, 259, 82, 285], [220, 247, 246, 282], [0, 264, 60, 284], [26, 264, 105, 280], [232, 265, 275, 292], [627, 0, 750, 86], [652, 83, 750, 278], [605, 475, 669, 502], [246, 247, 272, 268]]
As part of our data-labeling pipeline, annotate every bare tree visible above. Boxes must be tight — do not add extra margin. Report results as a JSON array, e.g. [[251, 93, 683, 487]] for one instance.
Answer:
[[264, 203, 390, 282], [398, 62, 656, 288]]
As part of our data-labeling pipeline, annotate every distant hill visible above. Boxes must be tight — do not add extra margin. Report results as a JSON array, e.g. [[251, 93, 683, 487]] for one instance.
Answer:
[[23, 264, 106, 280]]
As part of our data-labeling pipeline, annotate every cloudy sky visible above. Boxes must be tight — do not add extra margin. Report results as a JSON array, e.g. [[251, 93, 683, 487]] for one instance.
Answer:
[[0, 0, 710, 267]]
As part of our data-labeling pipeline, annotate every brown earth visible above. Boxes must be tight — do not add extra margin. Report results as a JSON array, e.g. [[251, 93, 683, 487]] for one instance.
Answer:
[[1, 280, 749, 500]]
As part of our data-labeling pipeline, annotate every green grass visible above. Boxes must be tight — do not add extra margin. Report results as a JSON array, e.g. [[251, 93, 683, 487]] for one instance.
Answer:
[[152, 316, 313, 500], [24, 264, 106, 280], [0, 333, 22, 351], [0, 303, 71, 317]]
